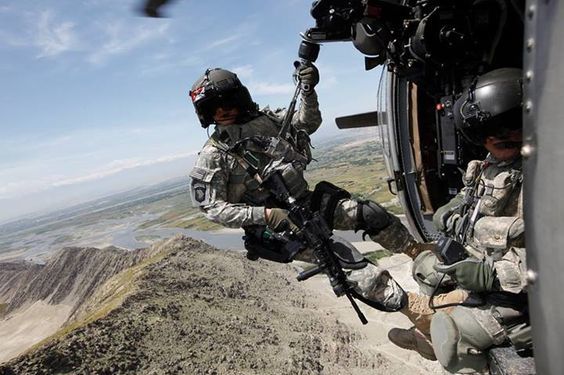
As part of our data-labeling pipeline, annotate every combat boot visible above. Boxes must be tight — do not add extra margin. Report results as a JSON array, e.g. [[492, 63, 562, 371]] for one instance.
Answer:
[[388, 326, 436, 361], [400, 290, 469, 337]]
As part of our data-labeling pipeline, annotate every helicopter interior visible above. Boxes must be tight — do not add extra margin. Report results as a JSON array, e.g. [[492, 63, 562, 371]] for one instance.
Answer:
[[311, 0, 525, 241]]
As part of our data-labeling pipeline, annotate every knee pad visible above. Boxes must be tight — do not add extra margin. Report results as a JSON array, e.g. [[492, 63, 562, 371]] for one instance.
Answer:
[[347, 266, 407, 312], [412, 250, 455, 295], [356, 200, 393, 235], [431, 306, 507, 374]]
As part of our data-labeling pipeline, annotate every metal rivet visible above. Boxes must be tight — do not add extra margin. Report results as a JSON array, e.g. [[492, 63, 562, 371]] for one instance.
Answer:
[[526, 269, 538, 284], [526, 38, 535, 52], [521, 143, 535, 158], [525, 70, 533, 82], [528, 5, 535, 20]]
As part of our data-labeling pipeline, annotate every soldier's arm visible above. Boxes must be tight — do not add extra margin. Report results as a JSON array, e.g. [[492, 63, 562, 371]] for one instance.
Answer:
[[292, 90, 322, 135], [432, 159, 482, 232], [189, 147, 266, 228]]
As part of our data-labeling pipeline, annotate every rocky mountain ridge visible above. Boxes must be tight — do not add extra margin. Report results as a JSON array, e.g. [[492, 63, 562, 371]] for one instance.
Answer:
[[0, 236, 393, 374], [1, 246, 146, 319]]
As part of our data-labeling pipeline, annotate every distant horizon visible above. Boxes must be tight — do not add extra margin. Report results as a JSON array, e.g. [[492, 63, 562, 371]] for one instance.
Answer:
[[0, 128, 378, 225], [0, 173, 189, 227]]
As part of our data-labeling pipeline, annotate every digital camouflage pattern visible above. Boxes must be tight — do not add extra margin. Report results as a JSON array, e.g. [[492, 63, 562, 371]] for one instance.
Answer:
[[189, 92, 321, 228], [435, 155, 526, 293], [189, 90, 415, 311]]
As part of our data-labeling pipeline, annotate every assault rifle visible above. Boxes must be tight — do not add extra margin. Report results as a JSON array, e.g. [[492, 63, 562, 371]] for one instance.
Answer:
[[262, 171, 369, 324]]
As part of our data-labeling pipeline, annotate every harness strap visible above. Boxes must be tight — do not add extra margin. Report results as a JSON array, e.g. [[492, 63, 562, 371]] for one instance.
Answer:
[[209, 133, 264, 184]]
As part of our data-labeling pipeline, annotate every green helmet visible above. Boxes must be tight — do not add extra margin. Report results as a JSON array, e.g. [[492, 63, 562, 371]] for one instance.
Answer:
[[453, 68, 523, 145], [189, 68, 258, 128]]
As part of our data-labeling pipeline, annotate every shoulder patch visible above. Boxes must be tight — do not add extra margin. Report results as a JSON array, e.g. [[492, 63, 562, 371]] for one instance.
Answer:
[[193, 183, 207, 204], [189, 166, 219, 206], [190, 180, 212, 206]]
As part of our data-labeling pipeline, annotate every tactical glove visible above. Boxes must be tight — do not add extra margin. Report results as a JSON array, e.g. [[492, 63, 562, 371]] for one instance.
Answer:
[[434, 257, 496, 292], [265, 208, 298, 232], [297, 64, 319, 93]]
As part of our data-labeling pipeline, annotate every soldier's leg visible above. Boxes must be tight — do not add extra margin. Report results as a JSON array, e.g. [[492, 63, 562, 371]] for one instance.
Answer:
[[330, 197, 434, 259], [387, 290, 468, 361], [309, 182, 417, 311], [388, 326, 436, 361], [400, 290, 469, 338], [431, 305, 508, 374], [293, 235, 408, 312]]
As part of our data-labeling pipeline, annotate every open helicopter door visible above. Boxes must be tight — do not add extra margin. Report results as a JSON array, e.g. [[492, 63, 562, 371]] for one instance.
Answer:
[[335, 69, 457, 243], [380, 69, 486, 244]]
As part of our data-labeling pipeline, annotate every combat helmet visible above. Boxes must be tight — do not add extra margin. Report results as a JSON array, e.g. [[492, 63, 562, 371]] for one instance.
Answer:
[[453, 68, 523, 145], [189, 68, 257, 128]]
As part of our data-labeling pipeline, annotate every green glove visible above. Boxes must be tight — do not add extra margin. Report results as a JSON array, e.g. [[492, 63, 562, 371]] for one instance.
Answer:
[[265, 208, 298, 232], [434, 257, 496, 292], [297, 64, 319, 93]]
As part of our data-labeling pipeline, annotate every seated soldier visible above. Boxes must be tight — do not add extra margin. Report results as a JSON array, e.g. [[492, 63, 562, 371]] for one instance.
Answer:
[[387, 68, 529, 373]]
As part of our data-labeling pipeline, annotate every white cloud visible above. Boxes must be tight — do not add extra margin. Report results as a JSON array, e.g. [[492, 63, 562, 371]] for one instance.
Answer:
[[206, 34, 243, 50], [35, 11, 78, 58], [140, 53, 202, 75], [51, 151, 195, 187], [0, 29, 27, 48], [0, 9, 77, 55], [0, 152, 196, 199], [88, 21, 170, 65]]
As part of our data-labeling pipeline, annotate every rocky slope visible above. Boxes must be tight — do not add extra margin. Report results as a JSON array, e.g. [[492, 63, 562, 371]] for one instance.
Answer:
[[0, 262, 43, 309], [1, 246, 145, 318], [0, 236, 395, 375], [0, 245, 149, 363]]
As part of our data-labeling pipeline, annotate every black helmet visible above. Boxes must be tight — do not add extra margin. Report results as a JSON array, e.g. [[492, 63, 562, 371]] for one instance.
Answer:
[[189, 68, 257, 128], [453, 68, 523, 145]]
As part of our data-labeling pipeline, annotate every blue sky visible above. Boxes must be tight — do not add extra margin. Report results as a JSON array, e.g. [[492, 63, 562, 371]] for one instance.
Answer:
[[0, 0, 383, 223]]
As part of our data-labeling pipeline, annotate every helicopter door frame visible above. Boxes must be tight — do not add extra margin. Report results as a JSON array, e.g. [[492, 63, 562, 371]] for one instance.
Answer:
[[385, 72, 439, 242]]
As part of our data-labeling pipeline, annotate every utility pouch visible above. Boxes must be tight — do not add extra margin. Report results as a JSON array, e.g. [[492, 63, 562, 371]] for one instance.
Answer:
[[243, 226, 303, 263], [264, 161, 309, 199]]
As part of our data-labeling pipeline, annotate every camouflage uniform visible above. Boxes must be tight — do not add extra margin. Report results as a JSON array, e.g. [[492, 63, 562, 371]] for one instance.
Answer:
[[189, 91, 413, 311], [396, 154, 527, 371], [433, 154, 525, 293]]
